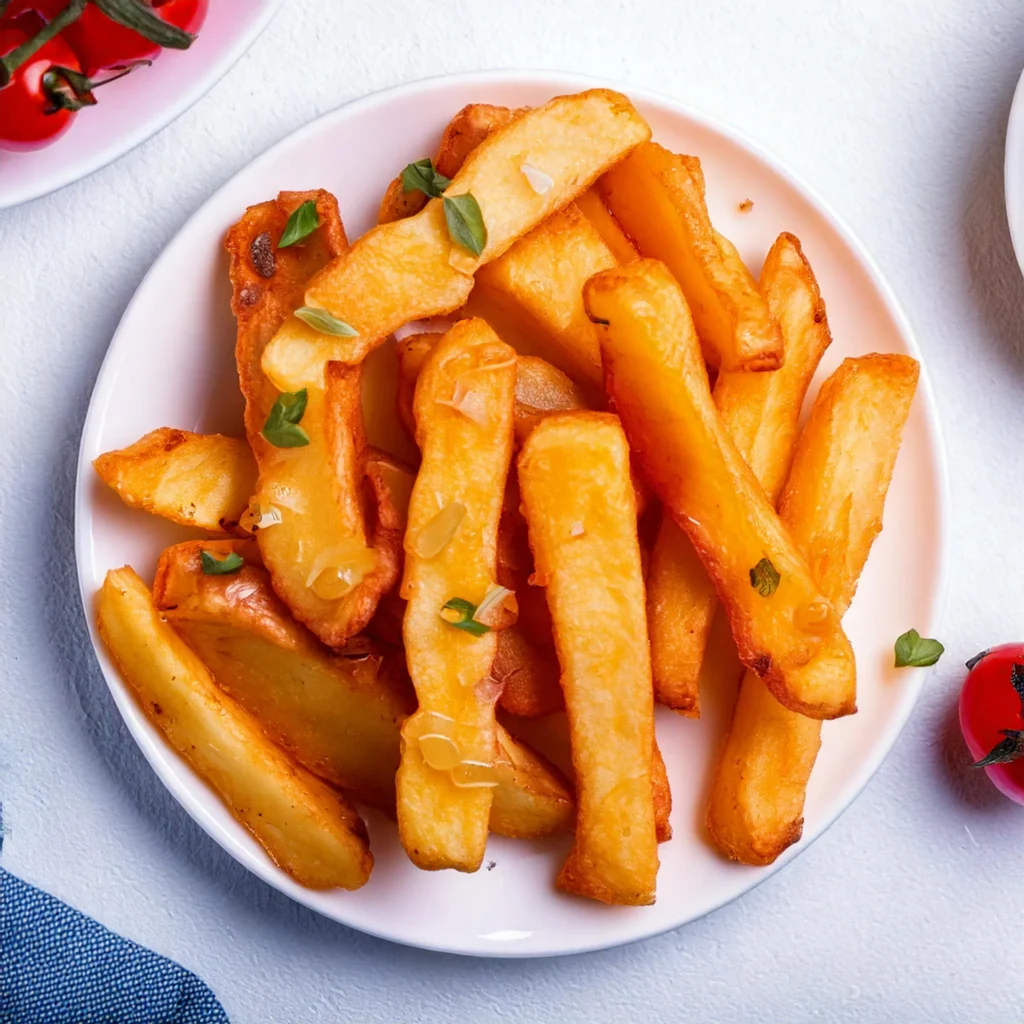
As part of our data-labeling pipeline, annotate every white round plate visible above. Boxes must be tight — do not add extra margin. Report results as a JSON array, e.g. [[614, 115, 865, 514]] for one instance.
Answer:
[[1005, 66, 1024, 275], [75, 70, 949, 958], [0, 0, 282, 209]]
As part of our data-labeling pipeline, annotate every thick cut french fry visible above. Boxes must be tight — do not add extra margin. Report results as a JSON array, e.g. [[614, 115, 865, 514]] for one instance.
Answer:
[[154, 540, 574, 837], [397, 340, 574, 720], [98, 567, 373, 890], [153, 540, 411, 810], [586, 260, 856, 719], [707, 354, 919, 864], [378, 104, 523, 224], [93, 428, 256, 534], [397, 320, 516, 871], [649, 233, 833, 714], [598, 144, 782, 371], [574, 187, 638, 264], [261, 90, 651, 389], [228, 194, 400, 648], [469, 204, 618, 388], [519, 412, 659, 905]]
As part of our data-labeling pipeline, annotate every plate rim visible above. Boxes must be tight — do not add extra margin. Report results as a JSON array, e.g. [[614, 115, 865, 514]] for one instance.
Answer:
[[73, 67, 952, 958], [0, 0, 285, 210], [1004, 65, 1024, 276]]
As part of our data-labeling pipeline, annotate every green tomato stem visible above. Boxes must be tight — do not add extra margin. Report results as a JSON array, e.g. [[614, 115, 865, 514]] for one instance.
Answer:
[[0, 0, 87, 88]]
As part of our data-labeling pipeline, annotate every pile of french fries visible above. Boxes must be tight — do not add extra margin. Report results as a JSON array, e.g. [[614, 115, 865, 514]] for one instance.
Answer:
[[93, 89, 919, 904]]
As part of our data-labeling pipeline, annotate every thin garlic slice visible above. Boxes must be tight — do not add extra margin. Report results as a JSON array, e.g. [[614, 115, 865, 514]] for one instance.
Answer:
[[520, 162, 554, 195], [412, 501, 467, 558], [239, 502, 282, 533], [436, 378, 488, 424]]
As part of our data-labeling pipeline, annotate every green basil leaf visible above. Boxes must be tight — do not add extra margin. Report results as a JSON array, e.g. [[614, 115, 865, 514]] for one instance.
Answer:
[[262, 389, 310, 448], [443, 193, 487, 257], [200, 550, 244, 576], [972, 729, 1024, 767], [893, 629, 944, 668], [278, 200, 320, 248], [93, 0, 195, 49], [440, 597, 491, 637], [294, 306, 358, 337], [749, 557, 780, 597], [401, 158, 450, 199]]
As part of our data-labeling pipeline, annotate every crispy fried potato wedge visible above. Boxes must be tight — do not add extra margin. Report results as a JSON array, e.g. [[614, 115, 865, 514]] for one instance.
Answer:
[[153, 540, 411, 810], [469, 204, 618, 388], [397, 320, 517, 871], [93, 428, 256, 534], [519, 412, 659, 905], [98, 567, 372, 890], [228, 194, 400, 648], [598, 144, 782, 371], [587, 260, 856, 719], [378, 104, 523, 224], [262, 90, 651, 388], [708, 354, 919, 864], [396, 332, 445, 440], [574, 187, 638, 264], [649, 233, 833, 714], [154, 540, 573, 836], [226, 190, 349, 431]]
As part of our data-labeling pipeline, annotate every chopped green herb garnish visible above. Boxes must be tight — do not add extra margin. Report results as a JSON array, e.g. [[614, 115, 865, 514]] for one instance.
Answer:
[[894, 629, 944, 668], [261, 388, 310, 448], [401, 158, 450, 199], [278, 200, 320, 248], [294, 306, 358, 337], [749, 557, 780, 597], [440, 597, 491, 637], [443, 193, 487, 257], [201, 550, 244, 575]]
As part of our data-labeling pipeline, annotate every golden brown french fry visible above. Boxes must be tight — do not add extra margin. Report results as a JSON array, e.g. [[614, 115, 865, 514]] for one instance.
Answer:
[[93, 428, 256, 534], [98, 566, 373, 890], [397, 319, 516, 872], [469, 204, 618, 388], [586, 260, 855, 720], [154, 540, 574, 837], [574, 187, 638, 264], [378, 104, 523, 224], [261, 90, 651, 389], [649, 233, 833, 714], [519, 411, 659, 905], [227, 193, 400, 648], [707, 354, 919, 864], [598, 144, 782, 371]]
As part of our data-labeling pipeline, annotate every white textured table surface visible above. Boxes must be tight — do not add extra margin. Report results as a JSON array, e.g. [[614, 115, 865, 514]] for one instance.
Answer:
[[2, 1, 1023, 1020]]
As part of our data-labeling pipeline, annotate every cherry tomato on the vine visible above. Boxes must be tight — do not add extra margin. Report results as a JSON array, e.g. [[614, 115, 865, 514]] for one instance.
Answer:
[[959, 642, 1024, 805], [0, 26, 80, 151], [0, 0, 66, 26], [61, 0, 208, 76]]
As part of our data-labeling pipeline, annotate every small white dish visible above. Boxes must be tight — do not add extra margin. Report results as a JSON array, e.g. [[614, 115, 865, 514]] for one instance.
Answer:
[[1005, 66, 1024, 275], [0, 0, 283, 209], [75, 70, 950, 958]]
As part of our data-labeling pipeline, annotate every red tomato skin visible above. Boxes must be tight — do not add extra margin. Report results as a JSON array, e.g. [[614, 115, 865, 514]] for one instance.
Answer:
[[60, 0, 208, 76], [959, 642, 1024, 805], [0, 27, 79, 152], [0, 0, 65, 25]]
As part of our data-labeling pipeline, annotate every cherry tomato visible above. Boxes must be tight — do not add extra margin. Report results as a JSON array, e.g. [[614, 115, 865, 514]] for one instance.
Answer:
[[61, 0, 208, 76], [959, 642, 1024, 805], [0, 0, 66, 25], [0, 26, 80, 151]]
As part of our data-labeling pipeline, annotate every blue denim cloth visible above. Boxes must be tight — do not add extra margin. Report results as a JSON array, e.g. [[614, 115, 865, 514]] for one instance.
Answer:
[[0, 869, 228, 1024]]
